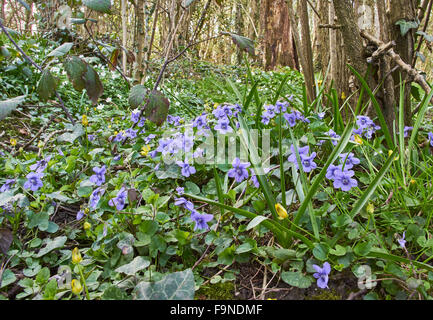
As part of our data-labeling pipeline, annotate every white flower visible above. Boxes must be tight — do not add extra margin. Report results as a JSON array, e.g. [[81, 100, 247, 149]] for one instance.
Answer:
[[97, 104, 104, 110], [106, 97, 112, 103]]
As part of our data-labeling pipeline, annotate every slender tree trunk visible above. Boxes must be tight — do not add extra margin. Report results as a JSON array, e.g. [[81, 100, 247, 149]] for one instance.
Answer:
[[133, 0, 146, 83], [121, 0, 127, 74]]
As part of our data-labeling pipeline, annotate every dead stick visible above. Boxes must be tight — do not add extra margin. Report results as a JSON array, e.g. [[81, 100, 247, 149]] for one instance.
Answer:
[[360, 30, 433, 108]]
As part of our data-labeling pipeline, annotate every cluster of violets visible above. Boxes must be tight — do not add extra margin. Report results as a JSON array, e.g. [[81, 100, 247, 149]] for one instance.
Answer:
[[261, 101, 310, 127], [174, 188, 213, 231]]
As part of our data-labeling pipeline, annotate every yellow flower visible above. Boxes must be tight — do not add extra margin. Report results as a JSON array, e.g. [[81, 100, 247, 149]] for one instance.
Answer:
[[82, 114, 88, 126], [388, 150, 399, 161], [275, 203, 288, 220], [341, 92, 346, 100], [410, 179, 416, 185], [84, 208, 90, 214], [10, 138, 17, 146], [71, 279, 82, 295], [83, 222, 91, 230], [354, 134, 363, 145], [108, 125, 112, 129], [317, 80, 323, 87], [366, 202, 374, 214], [71, 247, 82, 264], [141, 145, 151, 156], [213, 103, 219, 109]]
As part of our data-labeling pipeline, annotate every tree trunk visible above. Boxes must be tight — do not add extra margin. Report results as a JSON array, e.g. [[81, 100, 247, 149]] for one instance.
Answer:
[[261, 0, 299, 71], [133, 0, 146, 83], [121, 0, 128, 74]]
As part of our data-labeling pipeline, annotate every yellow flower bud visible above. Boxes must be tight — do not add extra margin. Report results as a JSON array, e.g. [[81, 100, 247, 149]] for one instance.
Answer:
[[354, 134, 363, 145], [83, 222, 91, 230], [37, 140, 44, 148], [71, 247, 82, 264], [275, 203, 288, 220], [10, 138, 17, 146], [410, 179, 416, 185], [84, 207, 90, 214], [71, 279, 82, 295], [341, 92, 346, 100], [317, 80, 323, 87], [82, 114, 88, 126], [366, 202, 374, 215]]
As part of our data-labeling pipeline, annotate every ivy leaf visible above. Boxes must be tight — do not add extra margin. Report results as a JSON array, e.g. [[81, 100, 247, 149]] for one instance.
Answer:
[[223, 32, 255, 56], [128, 85, 148, 109], [417, 31, 433, 42], [0, 95, 26, 120], [133, 269, 195, 300], [37, 69, 57, 102], [144, 90, 170, 126], [115, 256, 151, 276], [83, 0, 111, 14], [47, 42, 73, 57], [396, 19, 419, 37]]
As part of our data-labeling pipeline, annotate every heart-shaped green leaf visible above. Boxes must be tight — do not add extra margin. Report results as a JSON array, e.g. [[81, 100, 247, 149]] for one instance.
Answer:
[[144, 90, 170, 126], [37, 69, 58, 102], [83, 0, 111, 14]]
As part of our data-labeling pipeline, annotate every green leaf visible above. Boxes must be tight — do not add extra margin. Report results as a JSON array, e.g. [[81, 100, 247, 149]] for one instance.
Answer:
[[313, 243, 329, 261], [354, 242, 372, 256], [115, 256, 151, 276], [101, 285, 129, 300], [37, 69, 57, 102], [281, 271, 313, 289], [224, 32, 255, 56], [84, 64, 104, 105], [57, 124, 85, 143], [64, 56, 87, 91], [0, 95, 26, 120], [396, 19, 419, 37], [417, 30, 433, 42], [145, 90, 170, 126], [35, 236, 67, 258], [47, 42, 73, 57], [246, 216, 268, 231], [43, 279, 58, 300], [133, 269, 195, 300], [0, 269, 16, 289], [129, 85, 148, 109], [83, 0, 111, 14]]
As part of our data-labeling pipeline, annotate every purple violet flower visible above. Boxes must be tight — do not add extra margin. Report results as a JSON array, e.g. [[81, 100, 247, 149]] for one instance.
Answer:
[[190, 210, 213, 231], [333, 169, 357, 191], [176, 159, 196, 177], [23, 172, 44, 192], [108, 187, 128, 211], [0, 179, 16, 193], [89, 165, 106, 186], [214, 118, 233, 134], [312, 262, 331, 289], [228, 157, 250, 182]]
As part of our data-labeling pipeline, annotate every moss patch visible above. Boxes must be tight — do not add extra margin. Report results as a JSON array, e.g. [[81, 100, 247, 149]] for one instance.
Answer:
[[196, 282, 235, 300]]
